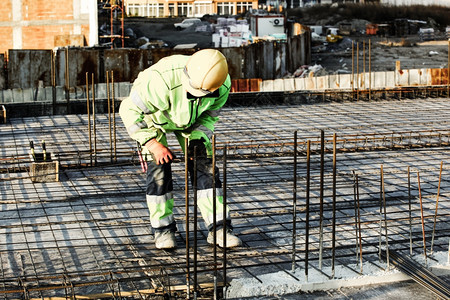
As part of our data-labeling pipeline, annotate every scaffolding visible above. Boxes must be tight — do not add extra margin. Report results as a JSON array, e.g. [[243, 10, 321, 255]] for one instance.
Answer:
[[100, 0, 125, 48]]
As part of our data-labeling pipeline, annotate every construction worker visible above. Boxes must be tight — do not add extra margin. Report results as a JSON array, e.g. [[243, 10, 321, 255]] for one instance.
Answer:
[[119, 49, 241, 249]]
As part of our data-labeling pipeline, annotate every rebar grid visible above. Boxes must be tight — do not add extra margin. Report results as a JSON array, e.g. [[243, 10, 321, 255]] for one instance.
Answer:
[[0, 98, 449, 298]]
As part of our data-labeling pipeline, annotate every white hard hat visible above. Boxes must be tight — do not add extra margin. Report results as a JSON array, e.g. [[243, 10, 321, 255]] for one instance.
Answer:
[[182, 49, 228, 97]]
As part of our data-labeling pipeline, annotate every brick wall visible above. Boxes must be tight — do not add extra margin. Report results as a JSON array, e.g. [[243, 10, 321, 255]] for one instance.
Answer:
[[0, 0, 91, 54]]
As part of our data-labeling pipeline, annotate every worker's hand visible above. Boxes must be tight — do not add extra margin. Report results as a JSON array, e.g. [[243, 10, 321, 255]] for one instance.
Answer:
[[145, 139, 174, 165]]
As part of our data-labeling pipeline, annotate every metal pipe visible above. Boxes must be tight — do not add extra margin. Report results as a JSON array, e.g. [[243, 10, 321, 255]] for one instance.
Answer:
[[222, 145, 228, 299], [184, 138, 190, 299], [381, 165, 389, 269], [319, 130, 325, 269], [92, 73, 97, 166], [431, 161, 443, 253], [86, 73, 92, 166], [408, 166, 412, 255], [417, 171, 428, 266], [212, 135, 217, 300], [331, 133, 337, 278], [305, 140, 310, 282], [193, 147, 198, 299], [291, 131, 297, 272]]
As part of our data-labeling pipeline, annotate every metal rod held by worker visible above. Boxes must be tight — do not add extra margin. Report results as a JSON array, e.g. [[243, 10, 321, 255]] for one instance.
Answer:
[[292, 131, 298, 273], [184, 138, 190, 299], [431, 161, 443, 253], [319, 130, 325, 269], [417, 171, 428, 266], [331, 133, 337, 279], [305, 140, 310, 282], [212, 135, 218, 300], [193, 146, 198, 298]]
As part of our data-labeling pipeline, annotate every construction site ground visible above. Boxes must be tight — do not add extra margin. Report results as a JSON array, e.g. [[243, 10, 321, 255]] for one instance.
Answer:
[[1, 95, 449, 299]]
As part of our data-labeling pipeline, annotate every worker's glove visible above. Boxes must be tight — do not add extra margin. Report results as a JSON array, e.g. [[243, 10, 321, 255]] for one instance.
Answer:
[[145, 139, 174, 165], [188, 139, 207, 159]]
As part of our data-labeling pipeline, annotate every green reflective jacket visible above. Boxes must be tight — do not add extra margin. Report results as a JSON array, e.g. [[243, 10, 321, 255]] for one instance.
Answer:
[[119, 54, 230, 154]]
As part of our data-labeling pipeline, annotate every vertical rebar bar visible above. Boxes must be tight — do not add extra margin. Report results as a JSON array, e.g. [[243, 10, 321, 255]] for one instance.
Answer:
[[112, 71, 117, 162], [431, 161, 443, 253], [331, 133, 337, 279], [86, 73, 92, 166], [193, 147, 198, 299], [292, 131, 297, 273], [356, 173, 363, 274], [305, 140, 310, 282], [378, 165, 383, 262], [212, 135, 217, 300], [353, 171, 359, 262], [447, 39, 449, 97], [92, 73, 97, 166], [319, 130, 325, 269], [352, 41, 354, 99], [51, 51, 56, 115], [356, 42, 359, 101], [381, 165, 389, 269], [222, 145, 228, 298], [107, 71, 113, 162], [65, 48, 70, 112], [417, 171, 428, 266], [408, 166, 413, 255], [185, 138, 190, 299], [363, 40, 366, 91], [369, 39, 371, 101]]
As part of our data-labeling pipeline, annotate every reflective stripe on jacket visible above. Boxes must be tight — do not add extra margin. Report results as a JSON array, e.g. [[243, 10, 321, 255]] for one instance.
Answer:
[[119, 54, 230, 152]]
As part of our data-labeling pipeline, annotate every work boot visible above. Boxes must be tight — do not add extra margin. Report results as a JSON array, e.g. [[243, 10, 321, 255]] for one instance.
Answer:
[[207, 228, 241, 248], [154, 231, 176, 249]]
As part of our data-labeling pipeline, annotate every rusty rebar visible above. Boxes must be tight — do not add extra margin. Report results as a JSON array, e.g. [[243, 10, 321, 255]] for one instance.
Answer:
[[417, 171, 428, 265], [331, 133, 337, 278], [107, 71, 112, 162], [92, 73, 97, 166], [292, 131, 297, 273], [431, 161, 443, 253], [305, 139, 310, 282], [212, 135, 218, 300], [408, 166, 413, 255], [184, 138, 190, 299], [112, 71, 117, 162], [222, 145, 228, 297], [85, 72, 92, 167], [353, 171, 359, 262], [381, 165, 389, 269], [319, 130, 325, 269], [355, 173, 363, 274], [193, 147, 198, 298]]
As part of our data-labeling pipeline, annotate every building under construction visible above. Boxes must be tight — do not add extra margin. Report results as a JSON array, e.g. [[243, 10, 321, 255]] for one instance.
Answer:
[[0, 23, 449, 298]]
